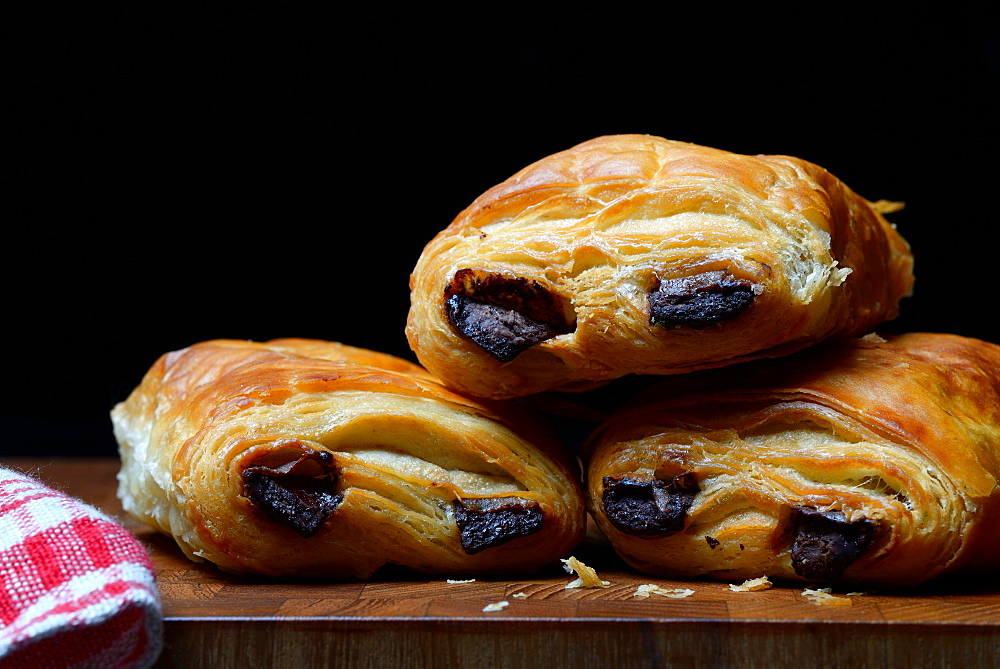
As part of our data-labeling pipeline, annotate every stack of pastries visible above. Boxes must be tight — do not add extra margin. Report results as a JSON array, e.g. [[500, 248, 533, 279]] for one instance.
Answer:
[[114, 134, 1000, 587]]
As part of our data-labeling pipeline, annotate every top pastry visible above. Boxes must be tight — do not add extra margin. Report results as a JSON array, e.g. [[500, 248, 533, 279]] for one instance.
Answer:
[[406, 134, 914, 399]]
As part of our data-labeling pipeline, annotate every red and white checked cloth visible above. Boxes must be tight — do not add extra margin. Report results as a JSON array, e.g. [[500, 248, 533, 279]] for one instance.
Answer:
[[0, 465, 162, 668]]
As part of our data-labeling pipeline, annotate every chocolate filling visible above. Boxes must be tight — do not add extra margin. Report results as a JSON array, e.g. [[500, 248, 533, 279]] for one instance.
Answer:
[[452, 496, 544, 554], [444, 269, 571, 362], [601, 473, 699, 536], [649, 270, 755, 329], [242, 450, 343, 538], [790, 507, 877, 582]]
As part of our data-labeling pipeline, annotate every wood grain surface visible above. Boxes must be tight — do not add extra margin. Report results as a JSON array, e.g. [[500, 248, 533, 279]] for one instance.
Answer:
[[5, 457, 1000, 668]]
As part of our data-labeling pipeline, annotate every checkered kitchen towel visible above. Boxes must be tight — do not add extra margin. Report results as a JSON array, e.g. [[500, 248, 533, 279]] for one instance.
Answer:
[[0, 465, 162, 668]]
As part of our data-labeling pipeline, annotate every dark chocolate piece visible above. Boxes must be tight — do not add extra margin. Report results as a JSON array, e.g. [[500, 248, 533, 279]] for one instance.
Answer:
[[452, 496, 544, 554], [705, 536, 720, 549], [444, 269, 571, 362], [445, 295, 562, 362], [601, 473, 699, 536], [649, 270, 755, 329], [242, 451, 342, 538], [790, 507, 877, 582]]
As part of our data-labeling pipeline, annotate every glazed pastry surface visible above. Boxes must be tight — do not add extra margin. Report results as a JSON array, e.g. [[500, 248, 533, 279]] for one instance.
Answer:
[[585, 333, 1000, 587], [112, 338, 585, 578], [406, 134, 914, 399]]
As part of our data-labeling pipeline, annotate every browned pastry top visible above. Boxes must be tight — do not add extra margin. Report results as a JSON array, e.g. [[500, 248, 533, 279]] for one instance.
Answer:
[[406, 134, 914, 399], [585, 333, 1000, 586], [112, 338, 585, 578]]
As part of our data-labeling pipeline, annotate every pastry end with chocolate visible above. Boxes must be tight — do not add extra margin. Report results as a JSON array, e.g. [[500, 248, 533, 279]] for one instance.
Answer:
[[445, 269, 571, 362], [601, 473, 699, 536], [452, 496, 544, 554], [790, 507, 877, 582], [649, 270, 755, 329], [242, 450, 343, 538]]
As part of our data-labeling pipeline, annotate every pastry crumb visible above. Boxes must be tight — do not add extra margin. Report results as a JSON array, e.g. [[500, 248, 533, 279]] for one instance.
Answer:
[[512, 592, 529, 598], [561, 556, 610, 589], [728, 576, 773, 592], [482, 600, 509, 612], [870, 199, 906, 214], [802, 587, 852, 606], [446, 578, 476, 584], [859, 332, 887, 346], [634, 584, 695, 598]]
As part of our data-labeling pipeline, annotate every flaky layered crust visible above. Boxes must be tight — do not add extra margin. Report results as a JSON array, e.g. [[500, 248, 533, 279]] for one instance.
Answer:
[[584, 333, 1000, 587], [112, 338, 585, 578], [407, 134, 914, 399]]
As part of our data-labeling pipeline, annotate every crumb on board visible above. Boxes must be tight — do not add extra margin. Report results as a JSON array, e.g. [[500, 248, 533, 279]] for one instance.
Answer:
[[561, 556, 610, 589], [512, 592, 529, 598], [728, 576, 773, 592], [633, 584, 695, 599], [482, 600, 509, 612], [446, 578, 476, 584], [802, 587, 853, 606]]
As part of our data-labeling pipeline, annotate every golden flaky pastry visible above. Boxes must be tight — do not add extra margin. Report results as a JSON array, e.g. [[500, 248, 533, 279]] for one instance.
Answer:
[[112, 338, 585, 578], [406, 134, 914, 399], [585, 333, 1000, 588]]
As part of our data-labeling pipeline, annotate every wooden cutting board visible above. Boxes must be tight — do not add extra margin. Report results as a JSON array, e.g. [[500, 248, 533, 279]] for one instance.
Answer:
[[6, 457, 1000, 668]]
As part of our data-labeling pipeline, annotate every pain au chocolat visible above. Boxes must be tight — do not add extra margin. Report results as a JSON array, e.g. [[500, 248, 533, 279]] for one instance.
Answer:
[[406, 134, 914, 399], [111, 338, 585, 578], [585, 333, 1000, 588]]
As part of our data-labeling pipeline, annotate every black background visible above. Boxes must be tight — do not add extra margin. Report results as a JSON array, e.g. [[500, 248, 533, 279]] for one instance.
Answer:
[[5, 7, 998, 457]]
